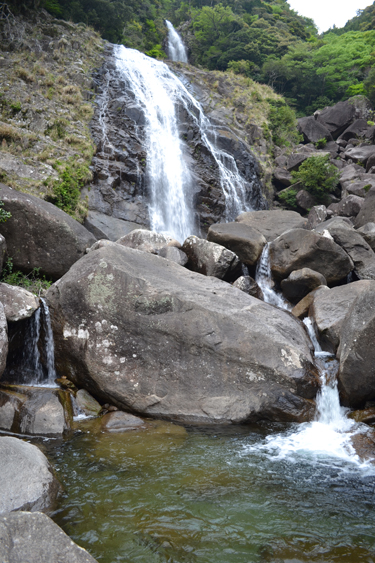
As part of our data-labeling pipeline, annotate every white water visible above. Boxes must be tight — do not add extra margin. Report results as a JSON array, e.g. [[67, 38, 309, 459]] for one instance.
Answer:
[[114, 45, 254, 240], [166, 20, 188, 63], [22, 299, 57, 387], [255, 244, 291, 310]]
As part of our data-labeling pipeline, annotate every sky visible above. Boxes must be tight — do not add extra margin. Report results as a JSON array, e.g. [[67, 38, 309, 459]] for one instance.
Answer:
[[287, 0, 372, 32]]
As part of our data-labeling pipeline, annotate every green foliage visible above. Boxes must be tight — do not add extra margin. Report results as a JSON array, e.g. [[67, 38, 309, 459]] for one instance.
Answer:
[[315, 137, 327, 149], [145, 44, 167, 59], [9, 101, 22, 113], [0, 259, 52, 296], [0, 201, 11, 224], [267, 99, 300, 147], [364, 184, 372, 193], [291, 155, 340, 202], [48, 160, 91, 215], [278, 187, 297, 209]]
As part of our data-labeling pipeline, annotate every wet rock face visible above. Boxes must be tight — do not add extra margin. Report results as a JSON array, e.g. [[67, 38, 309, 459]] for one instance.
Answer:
[[46, 244, 319, 424], [88, 48, 266, 235]]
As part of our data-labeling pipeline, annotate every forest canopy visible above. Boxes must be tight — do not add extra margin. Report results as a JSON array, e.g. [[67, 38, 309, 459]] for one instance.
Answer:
[[6, 0, 375, 115]]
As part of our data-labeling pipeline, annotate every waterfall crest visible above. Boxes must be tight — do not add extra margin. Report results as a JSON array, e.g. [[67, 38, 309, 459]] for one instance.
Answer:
[[166, 20, 188, 63]]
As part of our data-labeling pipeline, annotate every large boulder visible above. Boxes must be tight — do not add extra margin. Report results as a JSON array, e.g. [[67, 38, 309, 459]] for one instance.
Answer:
[[0, 185, 96, 280], [182, 235, 240, 280], [338, 284, 375, 406], [0, 436, 60, 514], [46, 244, 320, 423], [355, 187, 375, 228], [309, 281, 372, 353], [319, 101, 357, 139], [328, 225, 375, 280], [207, 222, 266, 266], [235, 210, 307, 242], [269, 229, 353, 284], [306, 205, 327, 230], [116, 229, 179, 253], [0, 283, 39, 322], [281, 268, 327, 304], [84, 210, 143, 241], [335, 195, 363, 218], [338, 119, 369, 142], [297, 116, 333, 144], [344, 145, 375, 166], [0, 511, 98, 563], [357, 222, 375, 251]]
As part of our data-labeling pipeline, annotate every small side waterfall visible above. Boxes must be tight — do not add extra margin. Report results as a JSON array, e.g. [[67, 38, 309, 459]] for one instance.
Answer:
[[166, 20, 188, 63], [5, 299, 57, 387], [255, 244, 291, 310]]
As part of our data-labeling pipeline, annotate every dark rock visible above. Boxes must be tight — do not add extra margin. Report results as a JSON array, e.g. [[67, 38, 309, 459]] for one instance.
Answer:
[[338, 283, 375, 406], [0, 185, 96, 280], [291, 286, 330, 320], [0, 304, 7, 379], [0, 436, 60, 514], [0, 511, 98, 562], [357, 222, 375, 251], [236, 210, 307, 242], [338, 119, 369, 142], [306, 205, 327, 229], [281, 268, 327, 304], [84, 210, 144, 241], [319, 101, 357, 139], [0, 235, 6, 274], [46, 244, 319, 423], [344, 145, 375, 166], [0, 283, 39, 322], [309, 281, 372, 353], [269, 228, 353, 284], [345, 179, 375, 198], [297, 116, 333, 144], [348, 407, 375, 425], [182, 235, 240, 279], [328, 225, 375, 280], [296, 189, 315, 211], [232, 275, 263, 300], [324, 141, 339, 157], [0, 387, 26, 431], [313, 216, 353, 234], [207, 222, 266, 266], [157, 246, 188, 266], [101, 411, 145, 432], [117, 229, 180, 253], [273, 167, 292, 187], [355, 187, 375, 227], [335, 195, 363, 217]]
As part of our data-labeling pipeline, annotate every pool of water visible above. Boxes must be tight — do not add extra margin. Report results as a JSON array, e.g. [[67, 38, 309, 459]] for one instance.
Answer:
[[40, 419, 375, 563]]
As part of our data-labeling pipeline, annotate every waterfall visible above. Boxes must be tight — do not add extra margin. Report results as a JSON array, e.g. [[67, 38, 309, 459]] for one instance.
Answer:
[[255, 244, 291, 310], [113, 45, 256, 241], [166, 20, 188, 63]]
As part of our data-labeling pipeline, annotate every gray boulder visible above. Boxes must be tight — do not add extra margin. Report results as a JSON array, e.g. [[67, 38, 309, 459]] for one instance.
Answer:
[[306, 205, 327, 230], [281, 268, 327, 304], [0, 436, 60, 514], [101, 411, 145, 432], [0, 387, 26, 432], [84, 210, 143, 241], [117, 229, 180, 253], [182, 235, 240, 280], [75, 389, 101, 417], [157, 246, 188, 266], [296, 189, 315, 211], [269, 228, 353, 284], [344, 145, 375, 166], [297, 116, 333, 144], [319, 101, 357, 139], [0, 511, 98, 563], [0, 185, 96, 280], [355, 187, 375, 227], [0, 283, 39, 322], [338, 119, 369, 142], [338, 283, 375, 406], [232, 275, 263, 300], [328, 225, 375, 280], [335, 195, 363, 217], [357, 222, 375, 251], [313, 216, 353, 234], [236, 210, 307, 242], [207, 222, 266, 266], [273, 167, 292, 187], [309, 281, 372, 353], [46, 244, 320, 423]]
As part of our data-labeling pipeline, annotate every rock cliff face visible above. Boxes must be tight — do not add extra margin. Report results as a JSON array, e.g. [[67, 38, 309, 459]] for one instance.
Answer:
[[87, 47, 268, 236]]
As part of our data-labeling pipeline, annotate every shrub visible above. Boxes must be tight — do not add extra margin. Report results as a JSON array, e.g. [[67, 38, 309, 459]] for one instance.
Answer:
[[291, 155, 340, 202], [267, 99, 301, 147], [0, 201, 11, 223], [0, 259, 51, 296], [48, 160, 91, 215], [278, 187, 298, 209], [315, 137, 327, 149]]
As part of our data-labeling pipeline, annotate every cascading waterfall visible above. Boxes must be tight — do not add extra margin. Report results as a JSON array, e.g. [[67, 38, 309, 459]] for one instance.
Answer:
[[114, 45, 254, 241], [255, 243, 291, 310], [166, 20, 188, 63]]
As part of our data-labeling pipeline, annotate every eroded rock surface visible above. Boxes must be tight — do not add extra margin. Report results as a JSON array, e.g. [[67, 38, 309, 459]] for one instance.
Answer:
[[0, 283, 39, 322], [207, 221, 266, 266], [46, 244, 319, 423], [236, 210, 306, 242]]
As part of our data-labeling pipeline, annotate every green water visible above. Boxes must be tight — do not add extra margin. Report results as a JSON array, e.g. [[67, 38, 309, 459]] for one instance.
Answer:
[[43, 420, 375, 563]]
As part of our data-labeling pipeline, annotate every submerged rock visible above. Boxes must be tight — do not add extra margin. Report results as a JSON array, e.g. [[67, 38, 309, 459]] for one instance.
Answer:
[[0, 511, 98, 562], [0, 436, 60, 514], [46, 244, 319, 424], [0, 185, 96, 280], [117, 229, 180, 253], [101, 411, 145, 432]]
